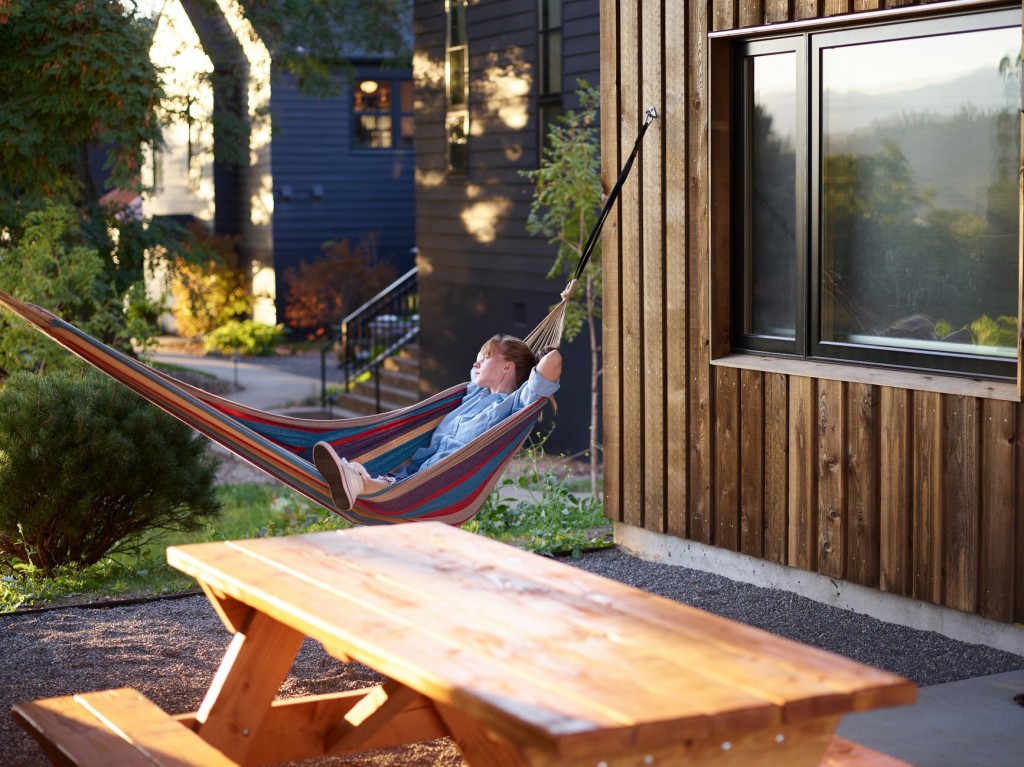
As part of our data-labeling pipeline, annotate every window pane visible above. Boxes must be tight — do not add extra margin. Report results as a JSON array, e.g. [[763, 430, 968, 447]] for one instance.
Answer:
[[821, 27, 1020, 360], [448, 47, 466, 107], [540, 0, 561, 29], [353, 81, 391, 112], [448, 112, 468, 174], [400, 115, 415, 146], [449, 0, 466, 46], [355, 115, 393, 148], [747, 52, 798, 338], [400, 80, 414, 112], [540, 30, 562, 96]]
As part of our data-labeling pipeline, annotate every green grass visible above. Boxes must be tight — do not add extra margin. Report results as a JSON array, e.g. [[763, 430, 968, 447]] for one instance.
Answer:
[[0, 452, 608, 613]]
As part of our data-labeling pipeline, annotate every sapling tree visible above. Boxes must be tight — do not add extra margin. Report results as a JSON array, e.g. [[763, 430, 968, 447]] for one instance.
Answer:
[[522, 83, 603, 495]]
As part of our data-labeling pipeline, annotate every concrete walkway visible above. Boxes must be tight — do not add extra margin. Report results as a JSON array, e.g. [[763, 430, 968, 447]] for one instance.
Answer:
[[838, 668, 1024, 767], [152, 351, 323, 412]]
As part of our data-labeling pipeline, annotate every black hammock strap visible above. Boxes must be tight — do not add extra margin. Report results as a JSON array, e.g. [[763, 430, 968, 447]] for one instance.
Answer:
[[524, 106, 658, 354]]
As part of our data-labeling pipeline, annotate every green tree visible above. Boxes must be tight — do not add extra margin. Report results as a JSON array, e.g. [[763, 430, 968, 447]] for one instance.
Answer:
[[522, 83, 603, 494], [211, 0, 413, 96], [0, 0, 165, 218], [0, 203, 162, 375]]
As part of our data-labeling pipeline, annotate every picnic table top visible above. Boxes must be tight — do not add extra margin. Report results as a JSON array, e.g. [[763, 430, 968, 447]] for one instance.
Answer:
[[167, 522, 916, 762]]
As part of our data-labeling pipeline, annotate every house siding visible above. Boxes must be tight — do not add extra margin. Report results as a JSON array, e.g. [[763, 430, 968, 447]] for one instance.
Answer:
[[602, 0, 1024, 624], [270, 66, 416, 317], [414, 0, 600, 455]]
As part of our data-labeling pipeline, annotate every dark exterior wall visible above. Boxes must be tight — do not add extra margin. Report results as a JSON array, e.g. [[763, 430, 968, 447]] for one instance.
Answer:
[[270, 66, 416, 321], [414, 0, 600, 455]]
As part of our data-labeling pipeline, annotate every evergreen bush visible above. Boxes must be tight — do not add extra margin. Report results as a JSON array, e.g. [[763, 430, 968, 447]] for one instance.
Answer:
[[0, 367, 221, 573]]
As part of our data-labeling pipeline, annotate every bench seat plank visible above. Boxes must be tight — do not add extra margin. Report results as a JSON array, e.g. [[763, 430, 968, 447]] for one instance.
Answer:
[[168, 524, 916, 763], [12, 688, 238, 767]]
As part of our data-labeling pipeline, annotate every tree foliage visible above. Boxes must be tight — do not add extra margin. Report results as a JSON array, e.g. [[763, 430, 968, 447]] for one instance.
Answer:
[[0, 203, 162, 375], [218, 0, 413, 96], [169, 224, 250, 338], [0, 0, 165, 217], [0, 366, 220, 574], [284, 238, 398, 337], [523, 82, 603, 343]]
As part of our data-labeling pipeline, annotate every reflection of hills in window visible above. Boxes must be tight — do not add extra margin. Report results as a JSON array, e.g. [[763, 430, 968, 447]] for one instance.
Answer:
[[826, 67, 1019, 219], [825, 66, 1018, 132]]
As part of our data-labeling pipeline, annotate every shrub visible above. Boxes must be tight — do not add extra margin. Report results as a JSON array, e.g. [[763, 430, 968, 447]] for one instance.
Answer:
[[169, 224, 250, 338], [283, 236, 397, 337], [204, 320, 284, 356], [0, 367, 221, 573]]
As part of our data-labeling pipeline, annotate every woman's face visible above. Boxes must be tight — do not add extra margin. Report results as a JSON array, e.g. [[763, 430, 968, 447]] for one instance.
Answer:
[[472, 347, 512, 391]]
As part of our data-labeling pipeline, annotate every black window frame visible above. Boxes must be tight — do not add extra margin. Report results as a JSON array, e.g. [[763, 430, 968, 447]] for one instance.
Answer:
[[728, 5, 1022, 382]]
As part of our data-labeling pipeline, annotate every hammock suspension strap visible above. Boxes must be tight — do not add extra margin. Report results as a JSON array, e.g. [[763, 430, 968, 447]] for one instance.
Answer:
[[524, 106, 659, 354]]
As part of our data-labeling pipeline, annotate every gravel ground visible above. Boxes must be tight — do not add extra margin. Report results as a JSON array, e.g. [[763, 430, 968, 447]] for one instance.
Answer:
[[3, 546, 1023, 766]]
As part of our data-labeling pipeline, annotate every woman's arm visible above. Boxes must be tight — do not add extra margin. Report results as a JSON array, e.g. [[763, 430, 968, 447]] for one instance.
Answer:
[[536, 347, 562, 383]]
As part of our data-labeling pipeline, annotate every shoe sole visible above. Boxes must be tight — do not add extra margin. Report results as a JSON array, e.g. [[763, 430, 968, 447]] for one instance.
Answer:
[[313, 443, 356, 511]]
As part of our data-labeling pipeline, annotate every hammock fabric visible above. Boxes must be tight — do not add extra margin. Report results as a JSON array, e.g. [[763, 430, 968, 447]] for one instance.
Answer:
[[0, 290, 546, 526]]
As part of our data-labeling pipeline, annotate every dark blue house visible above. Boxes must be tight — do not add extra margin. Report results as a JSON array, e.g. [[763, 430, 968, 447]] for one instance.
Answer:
[[269, 65, 417, 320]]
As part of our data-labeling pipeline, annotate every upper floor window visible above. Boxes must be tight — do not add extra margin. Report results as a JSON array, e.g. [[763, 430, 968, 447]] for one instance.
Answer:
[[537, 0, 563, 152], [353, 79, 414, 150], [446, 0, 469, 174], [727, 7, 1021, 380]]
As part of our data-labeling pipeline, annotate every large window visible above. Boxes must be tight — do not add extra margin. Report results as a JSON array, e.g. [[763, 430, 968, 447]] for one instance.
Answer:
[[446, 0, 469, 175], [353, 79, 414, 150], [731, 7, 1021, 379]]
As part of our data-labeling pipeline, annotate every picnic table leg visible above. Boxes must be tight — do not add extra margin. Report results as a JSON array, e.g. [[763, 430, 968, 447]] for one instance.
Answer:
[[192, 607, 306, 765], [434, 702, 533, 767]]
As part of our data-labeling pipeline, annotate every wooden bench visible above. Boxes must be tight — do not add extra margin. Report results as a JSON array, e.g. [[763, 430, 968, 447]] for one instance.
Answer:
[[12, 687, 238, 767]]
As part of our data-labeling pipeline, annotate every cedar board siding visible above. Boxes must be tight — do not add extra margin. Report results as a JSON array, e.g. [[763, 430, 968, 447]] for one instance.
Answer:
[[414, 0, 600, 454], [602, 0, 1024, 624]]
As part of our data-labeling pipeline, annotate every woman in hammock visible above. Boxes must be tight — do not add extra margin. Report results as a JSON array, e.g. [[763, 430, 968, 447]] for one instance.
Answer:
[[313, 334, 562, 511]]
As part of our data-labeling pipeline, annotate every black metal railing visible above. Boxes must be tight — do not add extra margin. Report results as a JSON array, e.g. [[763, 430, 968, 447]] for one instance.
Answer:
[[320, 267, 419, 411]]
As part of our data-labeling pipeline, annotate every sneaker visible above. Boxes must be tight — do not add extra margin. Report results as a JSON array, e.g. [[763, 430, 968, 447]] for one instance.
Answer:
[[313, 442, 364, 511]]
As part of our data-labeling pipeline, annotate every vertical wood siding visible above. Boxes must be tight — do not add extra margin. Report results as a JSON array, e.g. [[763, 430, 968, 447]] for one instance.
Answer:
[[602, 0, 1023, 623]]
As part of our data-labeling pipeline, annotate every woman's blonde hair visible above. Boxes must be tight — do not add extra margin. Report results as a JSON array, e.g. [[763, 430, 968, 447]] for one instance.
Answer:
[[479, 334, 536, 389]]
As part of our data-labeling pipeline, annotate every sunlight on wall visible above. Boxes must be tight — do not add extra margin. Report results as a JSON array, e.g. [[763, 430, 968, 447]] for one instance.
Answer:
[[414, 52, 445, 91], [416, 168, 448, 188], [477, 49, 531, 131], [251, 263, 277, 326], [144, 1, 215, 222], [216, 0, 276, 322], [460, 198, 512, 243]]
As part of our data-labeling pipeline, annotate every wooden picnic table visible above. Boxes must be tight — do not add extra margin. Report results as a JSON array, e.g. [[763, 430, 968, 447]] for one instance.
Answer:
[[165, 522, 917, 766]]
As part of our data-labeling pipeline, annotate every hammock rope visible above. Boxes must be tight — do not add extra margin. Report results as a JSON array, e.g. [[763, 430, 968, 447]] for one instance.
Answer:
[[0, 107, 657, 525]]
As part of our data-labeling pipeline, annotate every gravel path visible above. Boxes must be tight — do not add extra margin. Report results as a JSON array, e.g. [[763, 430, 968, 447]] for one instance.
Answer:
[[3, 546, 1023, 766]]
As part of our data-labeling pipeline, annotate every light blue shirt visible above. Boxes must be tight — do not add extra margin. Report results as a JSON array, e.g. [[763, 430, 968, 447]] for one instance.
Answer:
[[395, 367, 560, 478]]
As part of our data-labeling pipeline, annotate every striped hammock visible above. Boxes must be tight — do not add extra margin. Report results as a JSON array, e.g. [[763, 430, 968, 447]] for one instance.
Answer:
[[0, 290, 547, 526]]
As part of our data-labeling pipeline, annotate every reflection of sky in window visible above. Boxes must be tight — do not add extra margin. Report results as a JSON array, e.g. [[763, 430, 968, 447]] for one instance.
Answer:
[[824, 29, 1019, 133]]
